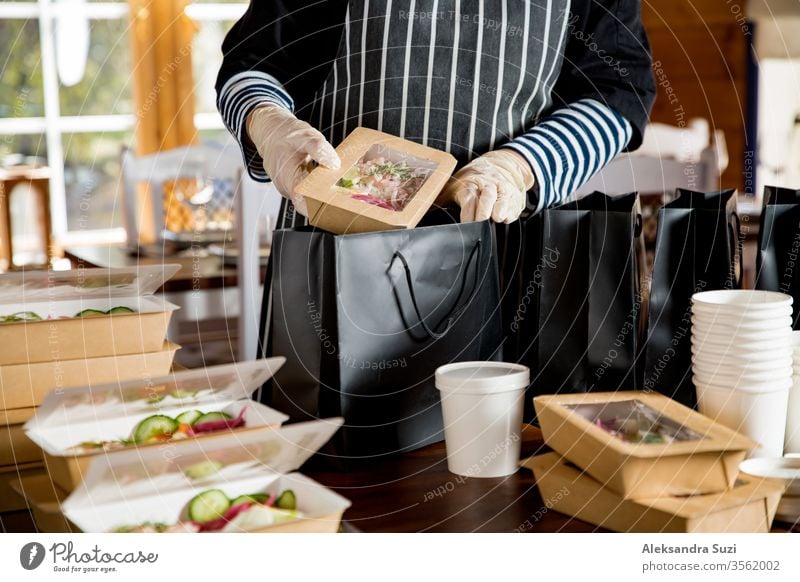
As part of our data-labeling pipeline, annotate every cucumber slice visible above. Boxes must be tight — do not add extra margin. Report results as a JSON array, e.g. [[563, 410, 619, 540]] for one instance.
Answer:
[[275, 490, 297, 511], [183, 460, 223, 480], [146, 394, 165, 404], [1, 311, 43, 323], [231, 493, 269, 507], [194, 411, 232, 424], [188, 489, 231, 524], [131, 415, 180, 443], [75, 309, 106, 317], [170, 389, 198, 399], [107, 306, 135, 314], [175, 410, 203, 426]]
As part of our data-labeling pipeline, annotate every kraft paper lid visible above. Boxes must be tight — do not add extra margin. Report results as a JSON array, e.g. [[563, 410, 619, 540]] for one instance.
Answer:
[[0, 264, 180, 304], [62, 418, 343, 510], [26, 359, 286, 432]]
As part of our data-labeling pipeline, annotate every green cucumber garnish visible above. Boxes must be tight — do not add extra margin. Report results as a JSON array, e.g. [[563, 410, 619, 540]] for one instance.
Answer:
[[75, 309, 106, 317], [1, 311, 43, 323], [231, 493, 269, 507], [107, 306, 135, 314], [171, 389, 198, 399], [175, 410, 203, 425], [183, 460, 223, 480], [275, 490, 297, 510], [131, 415, 180, 443], [194, 411, 232, 424], [188, 489, 230, 524]]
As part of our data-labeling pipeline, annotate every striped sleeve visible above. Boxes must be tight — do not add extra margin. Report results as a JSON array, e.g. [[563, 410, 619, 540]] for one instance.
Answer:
[[217, 71, 295, 183], [500, 98, 633, 213]]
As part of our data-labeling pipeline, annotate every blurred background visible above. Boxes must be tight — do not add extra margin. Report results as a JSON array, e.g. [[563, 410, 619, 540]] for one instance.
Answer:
[[1, 0, 799, 363]]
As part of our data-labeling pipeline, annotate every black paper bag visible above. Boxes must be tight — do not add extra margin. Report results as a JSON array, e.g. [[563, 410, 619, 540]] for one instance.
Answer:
[[500, 191, 647, 404], [643, 188, 742, 408], [262, 215, 503, 460], [755, 186, 800, 328]]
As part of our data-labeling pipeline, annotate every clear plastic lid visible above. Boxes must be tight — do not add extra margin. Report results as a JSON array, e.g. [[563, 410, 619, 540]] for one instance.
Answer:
[[63, 418, 343, 508], [0, 265, 180, 304], [26, 359, 286, 429]]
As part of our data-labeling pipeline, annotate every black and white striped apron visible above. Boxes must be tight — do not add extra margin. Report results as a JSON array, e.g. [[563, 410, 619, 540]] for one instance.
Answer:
[[276, 0, 571, 229]]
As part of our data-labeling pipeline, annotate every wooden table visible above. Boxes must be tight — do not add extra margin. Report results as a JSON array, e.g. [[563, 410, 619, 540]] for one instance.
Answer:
[[63, 243, 239, 293], [2, 425, 798, 533], [304, 426, 598, 533]]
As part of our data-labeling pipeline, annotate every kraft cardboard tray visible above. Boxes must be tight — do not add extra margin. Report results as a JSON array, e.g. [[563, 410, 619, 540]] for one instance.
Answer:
[[295, 127, 457, 234], [25, 359, 288, 492], [0, 461, 44, 512], [0, 265, 180, 365], [62, 418, 351, 533], [0, 406, 41, 467], [10, 475, 74, 533], [0, 340, 179, 410], [534, 391, 757, 499], [524, 453, 785, 533]]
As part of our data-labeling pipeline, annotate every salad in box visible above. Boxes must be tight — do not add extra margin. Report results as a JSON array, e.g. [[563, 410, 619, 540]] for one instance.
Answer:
[[295, 127, 457, 234], [534, 391, 757, 499], [24, 359, 288, 491], [62, 418, 350, 533], [0, 265, 180, 365]]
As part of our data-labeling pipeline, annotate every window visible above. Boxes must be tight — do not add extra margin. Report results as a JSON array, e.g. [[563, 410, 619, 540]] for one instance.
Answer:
[[0, 0, 246, 245]]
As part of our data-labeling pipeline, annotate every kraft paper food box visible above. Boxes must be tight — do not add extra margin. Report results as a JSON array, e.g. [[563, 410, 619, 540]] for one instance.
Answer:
[[62, 418, 351, 533], [525, 452, 784, 533], [295, 127, 457, 234], [0, 265, 180, 366], [534, 391, 756, 498], [0, 342, 179, 410], [25, 359, 288, 492]]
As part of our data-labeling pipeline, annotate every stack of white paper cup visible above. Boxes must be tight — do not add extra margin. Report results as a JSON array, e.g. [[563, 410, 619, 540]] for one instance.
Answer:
[[786, 331, 800, 454], [435, 362, 529, 478], [691, 290, 793, 458]]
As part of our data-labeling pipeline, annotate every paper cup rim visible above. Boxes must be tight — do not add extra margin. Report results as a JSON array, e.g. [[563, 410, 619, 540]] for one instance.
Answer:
[[692, 357, 793, 370], [691, 345, 792, 358], [435, 361, 530, 394], [690, 315, 793, 329], [692, 290, 793, 309], [694, 377, 793, 394]]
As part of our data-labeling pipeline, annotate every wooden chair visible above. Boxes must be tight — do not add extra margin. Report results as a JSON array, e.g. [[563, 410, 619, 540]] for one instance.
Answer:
[[121, 145, 244, 247], [0, 166, 53, 271], [235, 178, 281, 361]]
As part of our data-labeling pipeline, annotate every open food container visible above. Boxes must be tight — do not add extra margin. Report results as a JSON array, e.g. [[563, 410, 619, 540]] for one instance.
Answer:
[[525, 453, 784, 533], [534, 391, 756, 498], [25, 359, 289, 492], [1, 406, 41, 467], [295, 127, 457, 234], [0, 265, 180, 365], [1, 341, 179, 410], [63, 418, 350, 533]]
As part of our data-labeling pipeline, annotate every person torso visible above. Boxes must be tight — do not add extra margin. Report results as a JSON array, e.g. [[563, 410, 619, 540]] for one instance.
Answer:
[[283, 0, 571, 227]]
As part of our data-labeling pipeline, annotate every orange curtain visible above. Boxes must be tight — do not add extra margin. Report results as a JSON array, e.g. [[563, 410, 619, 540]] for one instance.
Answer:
[[128, 0, 198, 241]]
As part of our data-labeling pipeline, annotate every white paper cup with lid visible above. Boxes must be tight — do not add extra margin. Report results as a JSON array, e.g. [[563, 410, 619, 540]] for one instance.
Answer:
[[435, 362, 529, 478]]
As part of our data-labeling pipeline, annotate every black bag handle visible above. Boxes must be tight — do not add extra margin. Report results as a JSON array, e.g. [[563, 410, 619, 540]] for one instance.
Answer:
[[728, 211, 743, 288], [391, 239, 482, 340]]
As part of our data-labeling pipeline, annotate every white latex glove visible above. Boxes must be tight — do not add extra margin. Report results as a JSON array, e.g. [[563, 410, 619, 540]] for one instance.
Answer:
[[246, 104, 340, 216], [440, 149, 535, 224]]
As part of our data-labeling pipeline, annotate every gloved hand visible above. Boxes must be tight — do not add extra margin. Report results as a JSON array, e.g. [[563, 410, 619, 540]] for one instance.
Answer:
[[246, 104, 340, 216], [440, 149, 535, 224]]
